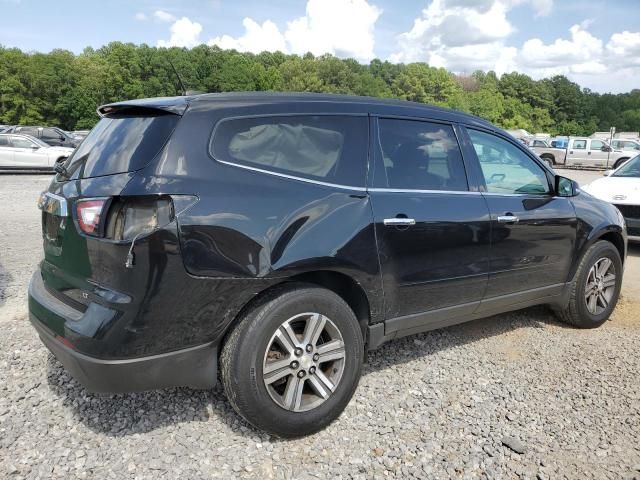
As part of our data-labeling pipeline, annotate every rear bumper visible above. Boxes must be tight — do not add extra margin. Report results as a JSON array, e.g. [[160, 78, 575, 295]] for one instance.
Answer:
[[28, 271, 218, 393]]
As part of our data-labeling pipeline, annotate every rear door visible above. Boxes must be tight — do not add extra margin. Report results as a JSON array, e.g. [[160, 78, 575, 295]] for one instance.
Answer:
[[463, 127, 577, 309], [369, 117, 491, 327], [566, 139, 588, 166]]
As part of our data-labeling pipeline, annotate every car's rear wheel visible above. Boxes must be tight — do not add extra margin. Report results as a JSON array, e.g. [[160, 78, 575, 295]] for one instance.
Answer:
[[220, 284, 364, 437], [555, 240, 622, 328]]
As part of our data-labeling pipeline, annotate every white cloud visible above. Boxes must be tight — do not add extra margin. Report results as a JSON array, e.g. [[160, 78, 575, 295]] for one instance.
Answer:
[[157, 17, 203, 48], [209, 18, 287, 53], [154, 10, 177, 23], [134, 12, 147, 22], [389, 0, 515, 74], [607, 31, 640, 63], [207, 0, 382, 61], [519, 25, 604, 71]]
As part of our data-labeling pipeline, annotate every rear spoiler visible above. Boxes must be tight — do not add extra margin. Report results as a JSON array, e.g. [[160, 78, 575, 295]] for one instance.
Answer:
[[97, 96, 196, 117]]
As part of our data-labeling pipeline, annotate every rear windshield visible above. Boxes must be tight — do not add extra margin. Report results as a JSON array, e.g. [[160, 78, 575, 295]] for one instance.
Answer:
[[64, 111, 179, 179]]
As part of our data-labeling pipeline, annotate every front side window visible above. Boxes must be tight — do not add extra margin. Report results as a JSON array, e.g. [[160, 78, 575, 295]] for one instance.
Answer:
[[0, 136, 9, 147], [11, 136, 37, 149], [375, 118, 468, 191], [211, 115, 367, 187], [532, 140, 546, 147], [42, 128, 60, 140], [467, 129, 550, 195], [573, 140, 587, 150], [590, 140, 605, 151]]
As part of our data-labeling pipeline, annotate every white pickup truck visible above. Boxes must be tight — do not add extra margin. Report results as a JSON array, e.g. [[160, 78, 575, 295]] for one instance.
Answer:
[[530, 137, 637, 169]]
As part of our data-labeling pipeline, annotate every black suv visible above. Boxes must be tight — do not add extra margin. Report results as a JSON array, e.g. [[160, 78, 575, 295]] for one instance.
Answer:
[[8, 125, 79, 148], [29, 93, 627, 437]]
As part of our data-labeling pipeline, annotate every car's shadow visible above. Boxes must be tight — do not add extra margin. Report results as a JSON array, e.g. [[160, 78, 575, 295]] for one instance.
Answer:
[[45, 305, 566, 438], [0, 260, 12, 308]]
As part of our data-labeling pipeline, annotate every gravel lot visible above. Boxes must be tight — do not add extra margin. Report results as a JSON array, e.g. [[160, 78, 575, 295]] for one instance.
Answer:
[[1, 171, 639, 479]]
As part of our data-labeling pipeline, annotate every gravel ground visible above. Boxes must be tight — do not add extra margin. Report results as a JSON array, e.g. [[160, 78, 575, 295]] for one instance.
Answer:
[[1, 172, 639, 480]]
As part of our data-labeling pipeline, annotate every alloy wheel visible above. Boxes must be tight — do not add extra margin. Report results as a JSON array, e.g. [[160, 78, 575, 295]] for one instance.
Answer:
[[584, 257, 617, 315], [262, 312, 346, 412]]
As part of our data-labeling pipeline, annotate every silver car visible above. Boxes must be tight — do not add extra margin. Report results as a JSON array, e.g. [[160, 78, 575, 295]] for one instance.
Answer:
[[0, 133, 74, 170]]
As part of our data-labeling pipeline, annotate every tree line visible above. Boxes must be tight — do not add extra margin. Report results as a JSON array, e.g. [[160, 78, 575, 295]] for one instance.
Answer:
[[1, 42, 639, 135]]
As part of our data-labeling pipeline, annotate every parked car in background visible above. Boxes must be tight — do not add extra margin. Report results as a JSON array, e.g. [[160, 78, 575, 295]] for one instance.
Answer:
[[0, 133, 74, 170], [610, 139, 640, 152], [28, 93, 627, 437], [5, 125, 79, 148], [71, 130, 90, 140], [582, 154, 640, 240], [530, 137, 636, 169]]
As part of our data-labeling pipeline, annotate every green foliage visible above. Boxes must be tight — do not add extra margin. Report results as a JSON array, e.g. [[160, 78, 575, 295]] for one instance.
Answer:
[[0, 43, 638, 134]]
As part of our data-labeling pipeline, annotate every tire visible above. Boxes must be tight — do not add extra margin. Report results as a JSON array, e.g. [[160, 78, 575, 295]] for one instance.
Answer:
[[541, 155, 555, 167], [220, 283, 364, 437], [614, 158, 629, 169], [555, 240, 622, 328]]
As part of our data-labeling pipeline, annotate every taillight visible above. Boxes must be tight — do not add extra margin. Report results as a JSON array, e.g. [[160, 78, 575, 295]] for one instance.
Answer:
[[76, 199, 108, 236], [105, 196, 174, 241]]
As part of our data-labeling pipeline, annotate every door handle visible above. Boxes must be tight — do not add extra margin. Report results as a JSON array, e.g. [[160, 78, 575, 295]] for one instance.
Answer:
[[384, 217, 416, 227], [497, 215, 519, 223]]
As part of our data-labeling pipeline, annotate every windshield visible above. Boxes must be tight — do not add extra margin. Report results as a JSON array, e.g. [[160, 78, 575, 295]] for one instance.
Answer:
[[612, 154, 640, 177], [63, 111, 179, 179]]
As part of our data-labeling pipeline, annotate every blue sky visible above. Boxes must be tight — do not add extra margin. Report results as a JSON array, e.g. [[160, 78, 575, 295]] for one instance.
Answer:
[[1, 0, 639, 93]]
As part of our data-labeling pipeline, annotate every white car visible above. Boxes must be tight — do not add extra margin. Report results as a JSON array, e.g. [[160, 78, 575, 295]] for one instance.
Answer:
[[0, 133, 74, 170], [581, 154, 640, 240]]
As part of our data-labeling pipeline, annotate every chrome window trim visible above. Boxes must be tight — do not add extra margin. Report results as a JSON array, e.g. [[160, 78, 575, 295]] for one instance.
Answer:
[[216, 159, 368, 192], [368, 187, 480, 195]]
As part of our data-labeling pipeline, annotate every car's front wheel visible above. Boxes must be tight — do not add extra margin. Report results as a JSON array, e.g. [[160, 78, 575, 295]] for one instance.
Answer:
[[555, 240, 622, 328], [220, 284, 364, 437]]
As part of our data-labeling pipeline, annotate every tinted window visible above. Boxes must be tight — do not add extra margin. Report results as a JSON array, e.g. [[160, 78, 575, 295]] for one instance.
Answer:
[[64, 112, 179, 179], [376, 118, 467, 191], [532, 140, 546, 147], [211, 115, 367, 186], [573, 140, 587, 150], [468, 129, 550, 195], [612, 154, 640, 177], [42, 128, 60, 140], [0, 136, 9, 147], [590, 140, 605, 150]]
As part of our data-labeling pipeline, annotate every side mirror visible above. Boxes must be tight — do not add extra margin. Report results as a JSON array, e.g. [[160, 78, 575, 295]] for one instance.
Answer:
[[555, 175, 578, 197], [603, 170, 613, 176], [602, 145, 612, 152], [30, 145, 40, 150]]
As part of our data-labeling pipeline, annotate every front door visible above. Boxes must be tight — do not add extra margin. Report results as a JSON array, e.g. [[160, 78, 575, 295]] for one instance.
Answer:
[[463, 128, 577, 310], [369, 117, 491, 327], [11, 135, 50, 167], [0, 136, 15, 166], [586, 139, 610, 168]]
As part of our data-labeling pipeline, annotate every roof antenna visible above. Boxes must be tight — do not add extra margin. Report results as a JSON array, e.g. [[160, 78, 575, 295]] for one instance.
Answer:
[[167, 59, 204, 96], [168, 60, 187, 96]]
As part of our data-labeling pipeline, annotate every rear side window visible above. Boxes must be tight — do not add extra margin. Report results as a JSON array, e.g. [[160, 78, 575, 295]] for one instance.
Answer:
[[211, 115, 368, 187], [375, 118, 468, 191], [64, 112, 179, 179], [573, 140, 587, 150]]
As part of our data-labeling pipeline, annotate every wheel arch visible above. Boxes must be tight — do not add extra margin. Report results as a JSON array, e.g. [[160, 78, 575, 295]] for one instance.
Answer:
[[223, 270, 375, 347], [570, 227, 626, 282], [540, 153, 555, 163]]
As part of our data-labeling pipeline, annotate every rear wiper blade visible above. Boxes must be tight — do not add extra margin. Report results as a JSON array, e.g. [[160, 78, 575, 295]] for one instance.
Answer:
[[54, 163, 70, 179]]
